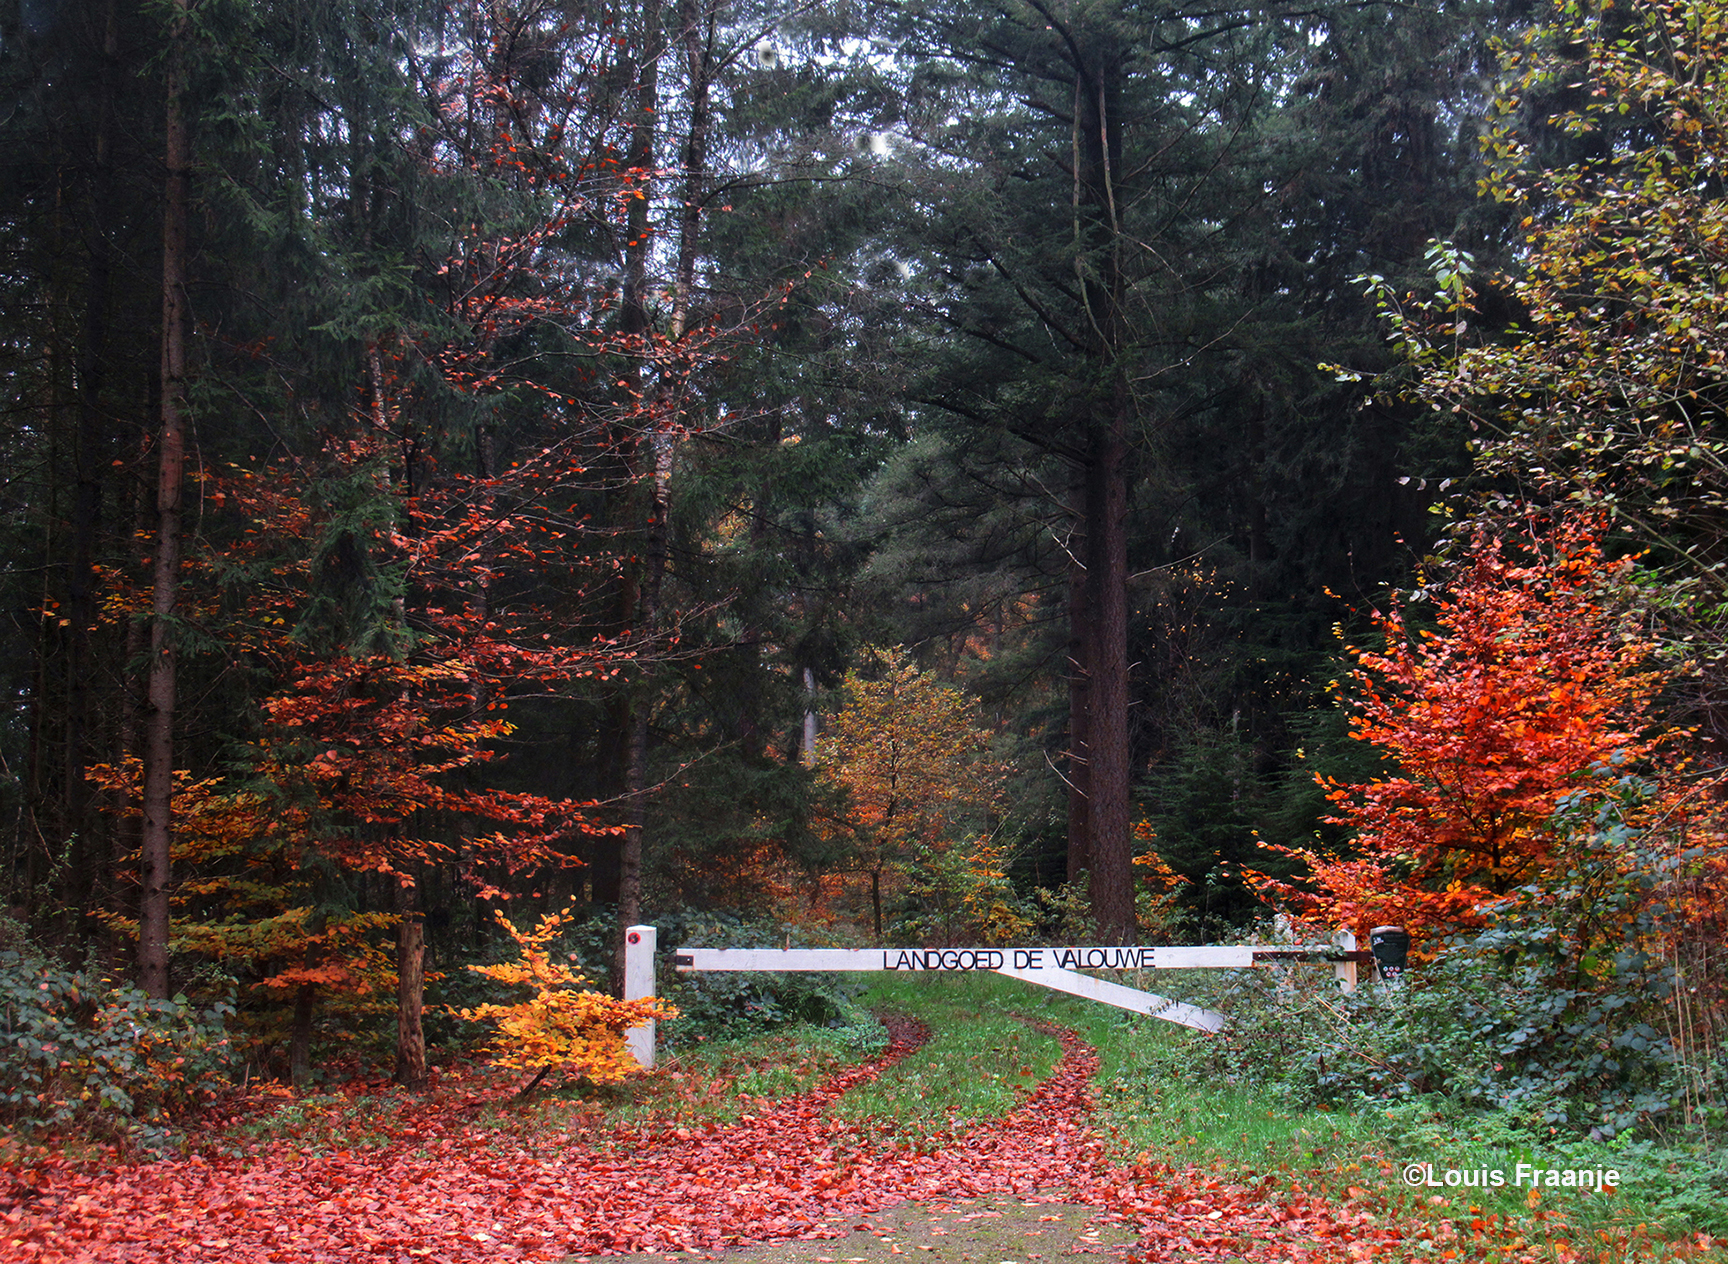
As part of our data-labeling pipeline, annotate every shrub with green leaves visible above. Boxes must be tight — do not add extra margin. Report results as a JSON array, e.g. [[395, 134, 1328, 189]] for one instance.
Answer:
[[1207, 772, 1723, 1146], [0, 948, 235, 1147], [1194, 906, 1691, 1141], [655, 911, 879, 1047]]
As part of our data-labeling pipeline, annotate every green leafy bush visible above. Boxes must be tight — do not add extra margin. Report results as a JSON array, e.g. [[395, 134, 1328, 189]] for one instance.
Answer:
[[0, 947, 235, 1148], [1204, 777, 1720, 1145], [655, 911, 879, 1047], [1189, 909, 1690, 1141]]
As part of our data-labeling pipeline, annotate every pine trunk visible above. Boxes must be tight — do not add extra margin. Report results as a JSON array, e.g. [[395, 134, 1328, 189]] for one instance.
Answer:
[[139, 0, 190, 997], [614, 0, 661, 972], [1065, 493, 1091, 885], [289, 983, 315, 1088], [1085, 408, 1134, 941], [69, 0, 122, 933], [1072, 41, 1135, 942]]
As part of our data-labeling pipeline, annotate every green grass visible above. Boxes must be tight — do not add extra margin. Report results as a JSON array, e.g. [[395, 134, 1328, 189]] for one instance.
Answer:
[[836, 973, 1062, 1144], [851, 970, 1727, 1259], [203, 968, 1726, 1259]]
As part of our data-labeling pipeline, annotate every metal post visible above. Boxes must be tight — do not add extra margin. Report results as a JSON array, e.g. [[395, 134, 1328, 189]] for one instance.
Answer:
[[623, 924, 657, 1069]]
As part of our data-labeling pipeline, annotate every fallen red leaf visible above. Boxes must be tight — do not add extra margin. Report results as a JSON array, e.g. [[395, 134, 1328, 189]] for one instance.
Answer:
[[0, 1018, 1559, 1264]]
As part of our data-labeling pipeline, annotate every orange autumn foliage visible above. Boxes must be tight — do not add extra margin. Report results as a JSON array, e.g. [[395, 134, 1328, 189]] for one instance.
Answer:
[[814, 649, 1018, 944], [200, 434, 627, 895], [1130, 820, 1190, 942], [89, 763, 399, 982], [1253, 515, 1662, 944], [456, 906, 673, 1087]]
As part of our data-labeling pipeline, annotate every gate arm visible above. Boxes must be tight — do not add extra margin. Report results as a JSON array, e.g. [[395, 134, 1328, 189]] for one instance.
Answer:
[[994, 965, 1227, 1033]]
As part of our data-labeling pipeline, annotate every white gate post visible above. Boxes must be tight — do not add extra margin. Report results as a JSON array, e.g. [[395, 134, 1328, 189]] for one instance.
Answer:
[[1332, 928, 1358, 993], [623, 924, 658, 1069]]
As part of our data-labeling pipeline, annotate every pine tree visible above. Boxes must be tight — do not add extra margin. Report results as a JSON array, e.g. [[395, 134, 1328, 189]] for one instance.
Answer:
[[859, 0, 1517, 938]]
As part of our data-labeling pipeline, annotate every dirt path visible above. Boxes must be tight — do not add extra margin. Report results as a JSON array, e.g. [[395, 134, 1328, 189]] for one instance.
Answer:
[[3, 1016, 1122, 1262], [598, 1197, 1137, 1264], [3, 1016, 1446, 1263]]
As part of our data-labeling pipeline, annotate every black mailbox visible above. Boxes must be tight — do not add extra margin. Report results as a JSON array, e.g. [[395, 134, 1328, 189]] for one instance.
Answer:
[[1369, 925, 1410, 982]]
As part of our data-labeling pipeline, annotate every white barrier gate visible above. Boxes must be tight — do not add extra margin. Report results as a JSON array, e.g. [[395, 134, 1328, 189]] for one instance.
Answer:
[[622, 925, 1371, 1069]]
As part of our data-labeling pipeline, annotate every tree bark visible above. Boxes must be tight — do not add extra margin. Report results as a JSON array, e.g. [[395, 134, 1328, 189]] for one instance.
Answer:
[[1072, 38, 1135, 942], [669, 0, 713, 344], [139, 0, 191, 997], [69, 0, 123, 933], [613, 0, 662, 975], [394, 887, 427, 1090], [289, 983, 315, 1088], [1065, 488, 1091, 885], [113, 437, 151, 960], [1084, 406, 1134, 941]]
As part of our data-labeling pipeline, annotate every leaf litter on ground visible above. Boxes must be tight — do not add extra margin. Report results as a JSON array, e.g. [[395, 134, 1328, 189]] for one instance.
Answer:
[[2, 1016, 1719, 1264]]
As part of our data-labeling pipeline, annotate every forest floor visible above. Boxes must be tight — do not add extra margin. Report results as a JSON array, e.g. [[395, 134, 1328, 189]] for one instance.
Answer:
[[1, 998, 1721, 1263]]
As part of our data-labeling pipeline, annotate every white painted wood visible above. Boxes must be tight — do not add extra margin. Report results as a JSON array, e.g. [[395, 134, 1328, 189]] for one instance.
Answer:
[[674, 944, 1290, 973], [995, 966, 1227, 1033], [676, 947, 897, 972], [1004, 945, 1253, 969], [671, 934, 1357, 1035], [1332, 929, 1358, 994], [1145, 946, 1256, 969], [623, 924, 658, 1069]]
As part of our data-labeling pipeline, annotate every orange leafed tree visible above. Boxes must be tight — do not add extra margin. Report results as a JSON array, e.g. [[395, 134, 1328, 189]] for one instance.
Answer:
[[94, 439, 628, 1084], [88, 762, 401, 1085], [814, 650, 1015, 944], [208, 434, 634, 1088], [457, 906, 673, 1095], [1254, 514, 1662, 944]]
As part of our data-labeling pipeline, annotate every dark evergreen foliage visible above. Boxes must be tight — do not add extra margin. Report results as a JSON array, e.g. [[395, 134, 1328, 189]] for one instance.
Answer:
[[0, 0, 1523, 1021]]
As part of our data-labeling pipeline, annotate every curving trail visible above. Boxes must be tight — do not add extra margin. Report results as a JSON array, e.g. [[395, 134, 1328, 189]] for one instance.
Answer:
[[2, 1017, 1459, 1263]]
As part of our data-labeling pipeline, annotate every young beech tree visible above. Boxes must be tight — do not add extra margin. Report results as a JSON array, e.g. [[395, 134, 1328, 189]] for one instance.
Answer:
[[176, 0, 736, 1085], [815, 651, 1015, 944], [213, 436, 639, 1090], [89, 438, 628, 1085], [88, 763, 397, 1087], [1252, 515, 1661, 944], [457, 906, 673, 1096]]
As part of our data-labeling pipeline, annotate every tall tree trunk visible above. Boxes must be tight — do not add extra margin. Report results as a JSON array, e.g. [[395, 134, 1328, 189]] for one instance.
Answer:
[[1072, 39, 1135, 942], [668, 0, 713, 344], [1065, 482, 1091, 885], [1084, 404, 1133, 941], [140, 0, 191, 997], [612, 0, 662, 978], [289, 982, 315, 1088], [394, 880, 427, 1090], [113, 437, 151, 964], [69, 0, 122, 931]]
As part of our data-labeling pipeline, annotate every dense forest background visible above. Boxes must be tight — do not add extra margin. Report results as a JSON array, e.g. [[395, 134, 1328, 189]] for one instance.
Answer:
[[5, 0, 1726, 1116]]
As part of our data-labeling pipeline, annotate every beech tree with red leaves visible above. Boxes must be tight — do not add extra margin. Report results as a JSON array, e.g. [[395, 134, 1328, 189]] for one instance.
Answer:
[[120, 433, 636, 1085], [1253, 514, 1662, 944], [97, 0, 738, 1084]]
